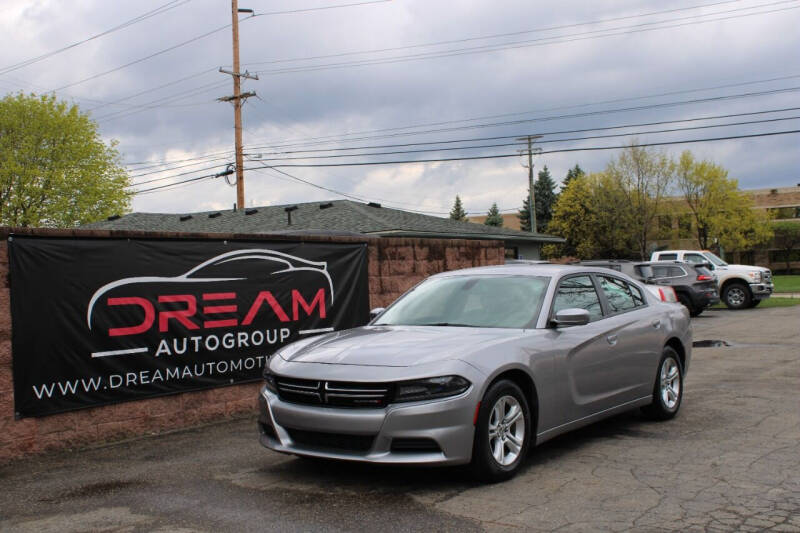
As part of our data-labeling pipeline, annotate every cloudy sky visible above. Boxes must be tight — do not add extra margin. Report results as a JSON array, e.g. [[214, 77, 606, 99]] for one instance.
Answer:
[[2, 0, 798, 217]]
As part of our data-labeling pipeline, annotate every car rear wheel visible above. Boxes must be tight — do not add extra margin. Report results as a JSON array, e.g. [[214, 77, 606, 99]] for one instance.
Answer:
[[722, 282, 752, 309], [471, 380, 531, 483], [641, 347, 683, 420]]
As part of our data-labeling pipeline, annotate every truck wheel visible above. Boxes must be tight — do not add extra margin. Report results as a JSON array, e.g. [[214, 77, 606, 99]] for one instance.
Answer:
[[749, 299, 761, 308], [722, 282, 752, 310]]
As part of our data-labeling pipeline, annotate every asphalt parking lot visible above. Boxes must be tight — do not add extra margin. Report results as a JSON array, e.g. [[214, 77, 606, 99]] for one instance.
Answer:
[[1, 305, 798, 532]]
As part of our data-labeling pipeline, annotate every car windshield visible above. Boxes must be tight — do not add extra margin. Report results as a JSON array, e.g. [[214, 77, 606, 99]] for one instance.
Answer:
[[374, 275, 549, 329], [703, 252, 728, 266]]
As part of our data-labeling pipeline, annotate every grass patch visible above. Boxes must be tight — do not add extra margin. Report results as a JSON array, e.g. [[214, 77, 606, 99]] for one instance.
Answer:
[[773, 275, 800, 293], [712, 297, 800, 309]]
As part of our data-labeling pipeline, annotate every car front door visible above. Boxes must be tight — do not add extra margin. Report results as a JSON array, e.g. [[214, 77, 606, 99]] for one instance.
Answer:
[[546, 274, 628, 424]]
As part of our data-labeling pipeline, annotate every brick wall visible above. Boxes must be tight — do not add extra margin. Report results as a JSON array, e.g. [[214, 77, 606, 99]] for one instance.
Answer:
[[0, 227, 503, 462]]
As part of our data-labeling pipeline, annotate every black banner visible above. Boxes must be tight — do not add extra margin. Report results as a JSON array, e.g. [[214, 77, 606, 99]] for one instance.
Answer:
[[9, 236, 369, 417]]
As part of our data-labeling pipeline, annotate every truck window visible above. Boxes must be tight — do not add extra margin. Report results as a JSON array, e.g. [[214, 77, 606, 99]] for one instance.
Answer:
[[658, 253, 678, 260]]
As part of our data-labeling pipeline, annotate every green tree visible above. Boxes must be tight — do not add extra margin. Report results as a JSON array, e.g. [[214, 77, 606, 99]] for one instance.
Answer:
[[543, 173, 637, 259], [449, 195, 467, 221], [517, 192, 533, 232], [0, 93, 131, 227], [675, 151, 772, 251], [534, 165, 557, 231], [561, 164, 584, 191], [605, 144, 674, 259], [484, 202, 503, 227], [770, 221, 800, 273]]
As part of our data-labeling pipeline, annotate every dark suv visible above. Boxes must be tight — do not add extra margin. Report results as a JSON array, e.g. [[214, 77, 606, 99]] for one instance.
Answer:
[[578, 260, 719, 316]]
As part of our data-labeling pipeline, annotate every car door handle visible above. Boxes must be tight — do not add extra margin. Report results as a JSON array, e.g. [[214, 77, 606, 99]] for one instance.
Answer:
[[606, 334, 618, 346], [651, 320, 661, 329]]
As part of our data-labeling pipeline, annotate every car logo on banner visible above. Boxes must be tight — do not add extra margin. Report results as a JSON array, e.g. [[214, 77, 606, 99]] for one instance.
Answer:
[[86, 249, 336, 360]]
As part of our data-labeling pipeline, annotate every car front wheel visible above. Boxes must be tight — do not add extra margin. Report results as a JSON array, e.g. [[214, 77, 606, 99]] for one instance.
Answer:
[[471, 380, 531, 483], [642, 347, 683, 420], [723, 282, 752, 309]]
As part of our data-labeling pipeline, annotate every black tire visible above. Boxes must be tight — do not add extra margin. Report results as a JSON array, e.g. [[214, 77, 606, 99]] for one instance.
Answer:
[[641, 347, 683, 421], [690, 306, 704, 317], [471, 379, 532, 483], [677, 293, 692, 313], [749, 299, 761, 308], [722, 282, 752, 310]]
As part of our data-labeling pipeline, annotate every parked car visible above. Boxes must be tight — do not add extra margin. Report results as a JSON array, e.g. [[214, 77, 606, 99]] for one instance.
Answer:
[[258, 264, 692, 482], [650, 250, 773, 310], [578, 260, 719, 317]]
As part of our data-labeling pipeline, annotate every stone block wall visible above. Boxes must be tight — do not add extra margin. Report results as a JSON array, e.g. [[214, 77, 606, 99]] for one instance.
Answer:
[[0, 228, 503, 462]]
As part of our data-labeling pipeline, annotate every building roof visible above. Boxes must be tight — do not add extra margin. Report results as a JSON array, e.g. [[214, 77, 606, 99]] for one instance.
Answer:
[[83, 200, 565, 244]]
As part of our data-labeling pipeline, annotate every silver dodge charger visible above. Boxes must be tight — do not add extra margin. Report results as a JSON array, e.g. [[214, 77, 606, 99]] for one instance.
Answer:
[[258, 264, 692, 482]]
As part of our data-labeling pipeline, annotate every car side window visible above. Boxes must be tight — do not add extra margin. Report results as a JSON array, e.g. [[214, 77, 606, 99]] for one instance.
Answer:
[[651, 266, 669, 278], [658, 253, 678, 260], [598, 276, 638, 313], [629, 284, 646, 307], [552, 275, 603, 322], [669, 266, 686, 277], [685, 253, 705, 264]]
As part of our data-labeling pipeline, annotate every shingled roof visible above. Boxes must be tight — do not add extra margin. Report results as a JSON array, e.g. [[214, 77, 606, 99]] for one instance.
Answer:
[[83, 200, 564, 244]]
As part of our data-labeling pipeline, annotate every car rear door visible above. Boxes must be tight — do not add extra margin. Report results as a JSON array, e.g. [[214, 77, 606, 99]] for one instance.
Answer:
[[595, 275, 664, 400]]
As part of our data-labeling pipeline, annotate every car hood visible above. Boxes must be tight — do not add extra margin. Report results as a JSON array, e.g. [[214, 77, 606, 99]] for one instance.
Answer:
[[717, 264, 766, 273], [277, 325, 530, 367]]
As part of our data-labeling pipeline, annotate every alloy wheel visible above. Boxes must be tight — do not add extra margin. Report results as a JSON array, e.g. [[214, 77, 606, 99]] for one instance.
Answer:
[[660, 357, 681, 410], [488, 395, 525, 466]]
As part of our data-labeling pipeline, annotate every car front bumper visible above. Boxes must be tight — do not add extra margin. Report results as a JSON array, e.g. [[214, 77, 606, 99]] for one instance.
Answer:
[[257, 384, 478, 466], [750, 282, 774, 299]]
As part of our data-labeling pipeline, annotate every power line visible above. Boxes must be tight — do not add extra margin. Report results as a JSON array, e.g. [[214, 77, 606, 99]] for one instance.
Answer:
[[246, 85, 800, 150], [129, 161, 232, 184], [52, 22, 233, 92], [250, 2, 800, 77], [244, 0, 743, 68], [247, 106, 800, 156], [0, 0, 191, 75], [249, 114, 800, 162], [245, 73, 800, 150], [249, 129, 800, 168]]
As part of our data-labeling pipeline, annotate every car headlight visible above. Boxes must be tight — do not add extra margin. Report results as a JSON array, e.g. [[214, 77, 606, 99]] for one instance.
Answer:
[[748, 271, 762, 282], [394, 375, 471, 403]]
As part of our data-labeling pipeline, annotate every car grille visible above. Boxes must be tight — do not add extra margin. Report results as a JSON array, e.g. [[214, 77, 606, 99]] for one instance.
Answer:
[[275, 376, 392, 408], [285, 428, 375, 452]]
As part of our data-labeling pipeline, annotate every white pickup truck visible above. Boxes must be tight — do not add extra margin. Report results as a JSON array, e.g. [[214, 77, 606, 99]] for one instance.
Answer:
[[650, 250, 773, 310]]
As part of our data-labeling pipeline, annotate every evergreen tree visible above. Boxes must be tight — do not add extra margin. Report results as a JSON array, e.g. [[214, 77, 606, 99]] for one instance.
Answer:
[[449, 195, 467, 221], [534, 165, 557, 231], [518, 193, 532, 232], [484, 202, 503, 227], [517, 166, 557, 232], [561, 164, 584, 192]]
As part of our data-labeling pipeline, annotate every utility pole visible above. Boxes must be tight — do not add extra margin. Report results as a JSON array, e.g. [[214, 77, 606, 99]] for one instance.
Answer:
[[517, 135, 542, 233], [218, 0, 257, 209]]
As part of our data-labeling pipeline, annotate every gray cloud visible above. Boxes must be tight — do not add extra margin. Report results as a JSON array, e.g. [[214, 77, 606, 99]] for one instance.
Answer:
[[2, 0, 798, 217]]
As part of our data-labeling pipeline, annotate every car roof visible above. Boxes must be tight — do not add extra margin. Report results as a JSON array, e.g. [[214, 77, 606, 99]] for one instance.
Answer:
[[431, 263, 636, 278]]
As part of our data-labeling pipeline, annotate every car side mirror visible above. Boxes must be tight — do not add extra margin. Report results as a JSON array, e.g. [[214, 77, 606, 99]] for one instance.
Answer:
[[552, 308, 591, 327], [369, 307, 385, 320]]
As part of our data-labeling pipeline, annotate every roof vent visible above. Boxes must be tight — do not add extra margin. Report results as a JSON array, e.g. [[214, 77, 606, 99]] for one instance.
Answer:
[[179, 215, 193, 221], [245, 208, 258, 215], [107, 214, 121, 221], [284, 205, 298, 225], [208, 212, 222, 218], [319, 202, 333, 209], [367, 202, 381, 208]]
